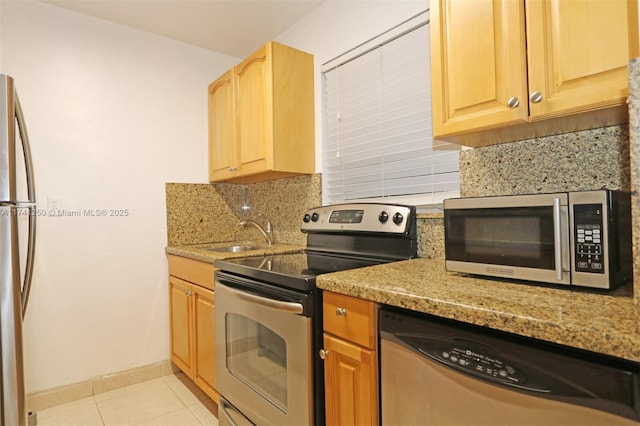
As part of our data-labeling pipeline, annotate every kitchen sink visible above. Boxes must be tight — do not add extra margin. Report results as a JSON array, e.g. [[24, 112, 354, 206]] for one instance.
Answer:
[[203, 244, 265, 253]]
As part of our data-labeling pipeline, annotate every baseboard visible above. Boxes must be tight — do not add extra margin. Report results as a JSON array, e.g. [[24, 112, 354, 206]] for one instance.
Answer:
[[26, 360, 176, 412]]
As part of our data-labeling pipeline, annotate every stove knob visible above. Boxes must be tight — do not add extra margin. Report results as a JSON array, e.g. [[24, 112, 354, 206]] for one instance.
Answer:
[[303, 213, 311, 223], [311, 212, 319, 222], [378, 211, 389, 223], [393, 212, 404, 225]]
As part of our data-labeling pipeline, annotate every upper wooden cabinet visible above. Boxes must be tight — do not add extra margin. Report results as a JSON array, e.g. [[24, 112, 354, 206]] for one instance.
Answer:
[[208, 69, 235, 181], [430, 0, 639, 147], [208, 41, 315, 183]]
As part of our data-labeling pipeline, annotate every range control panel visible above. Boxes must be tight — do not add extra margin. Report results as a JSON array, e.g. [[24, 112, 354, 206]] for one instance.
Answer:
[[423, 344, 527, 386], [301, 203, 414, 234], [573, 204, 605, 274]]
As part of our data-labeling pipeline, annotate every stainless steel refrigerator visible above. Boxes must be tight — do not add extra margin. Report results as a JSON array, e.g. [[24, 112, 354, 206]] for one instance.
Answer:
[[0, 74, 37, 426]]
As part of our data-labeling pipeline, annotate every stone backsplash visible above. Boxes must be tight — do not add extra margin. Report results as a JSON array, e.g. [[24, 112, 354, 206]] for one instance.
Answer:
[[627, 57, 640, 311], [417, 214, 444, 259], [460, 124, 630, 197], [420, 123, 631, 260], [167, 125, 631, 264], [166, 183, 238, 246], [166, 174, 321, 246]]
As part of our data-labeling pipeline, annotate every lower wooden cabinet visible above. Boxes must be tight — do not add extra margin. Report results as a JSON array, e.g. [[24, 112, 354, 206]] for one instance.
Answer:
[[168, 255, 219, 403], [322, 291, 378, 426], [323, 334, 377, 426]]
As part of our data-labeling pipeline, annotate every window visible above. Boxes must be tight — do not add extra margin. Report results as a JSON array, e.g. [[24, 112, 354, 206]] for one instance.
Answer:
[[322, 11, 460, 208]]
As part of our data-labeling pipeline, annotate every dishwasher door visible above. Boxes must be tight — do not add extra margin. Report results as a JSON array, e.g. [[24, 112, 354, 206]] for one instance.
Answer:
[[380, 308, 640, 426]]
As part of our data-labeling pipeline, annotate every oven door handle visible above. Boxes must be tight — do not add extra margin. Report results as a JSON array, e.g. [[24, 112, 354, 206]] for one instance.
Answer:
[[219, 398, 254, 426], [221, 283, 304, 314]]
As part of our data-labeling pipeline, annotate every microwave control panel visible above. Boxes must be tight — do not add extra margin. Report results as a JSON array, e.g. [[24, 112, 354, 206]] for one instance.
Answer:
[[573, 204, 604, 274]]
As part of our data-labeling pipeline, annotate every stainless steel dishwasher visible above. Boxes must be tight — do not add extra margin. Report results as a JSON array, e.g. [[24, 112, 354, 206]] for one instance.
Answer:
[[380, 307, 640, 426]]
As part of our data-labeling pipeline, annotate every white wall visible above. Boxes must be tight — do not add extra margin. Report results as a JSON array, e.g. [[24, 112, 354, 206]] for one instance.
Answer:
[[275, 0, 427, 174], [1, 0, 238, 393]]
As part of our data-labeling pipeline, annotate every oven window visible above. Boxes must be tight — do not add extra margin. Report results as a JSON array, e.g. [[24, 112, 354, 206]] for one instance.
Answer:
[[445, 206, 556, 269], [226, 313, 288, 413]]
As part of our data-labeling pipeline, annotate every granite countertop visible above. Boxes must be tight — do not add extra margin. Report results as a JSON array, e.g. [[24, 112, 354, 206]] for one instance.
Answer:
[[166, 241, 305, 263], [317, 258, 640, 362]]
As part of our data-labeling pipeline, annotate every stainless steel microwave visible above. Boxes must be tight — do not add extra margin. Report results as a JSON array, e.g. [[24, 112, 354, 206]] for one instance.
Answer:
[[443, 190, 632, 289]]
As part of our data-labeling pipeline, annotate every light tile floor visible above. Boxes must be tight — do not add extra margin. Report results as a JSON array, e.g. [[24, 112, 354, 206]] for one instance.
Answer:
[[35, 373, 219, 426]]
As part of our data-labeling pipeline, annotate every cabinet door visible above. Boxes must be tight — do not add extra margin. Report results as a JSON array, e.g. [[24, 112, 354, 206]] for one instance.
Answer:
[[234, 45, 271, 177], [208, 69, 236, 181], [526, 0, 639, 119], [169, 277, 193, 376], [430, 0, 528, 137], [323, 334, 378, 426], [193, 285, 218, 403]]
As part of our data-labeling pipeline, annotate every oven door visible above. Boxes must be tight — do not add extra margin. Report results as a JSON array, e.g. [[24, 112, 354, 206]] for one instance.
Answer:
[[215, 272, 314, 426], [444, 193, 571, 285]]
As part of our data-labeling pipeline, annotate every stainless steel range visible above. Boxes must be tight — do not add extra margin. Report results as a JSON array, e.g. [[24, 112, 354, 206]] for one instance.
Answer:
[[214, 203, 417, 426]]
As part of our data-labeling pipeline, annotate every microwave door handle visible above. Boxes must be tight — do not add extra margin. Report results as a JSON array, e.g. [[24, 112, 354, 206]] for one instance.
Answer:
[[553, 197, 563, 281]]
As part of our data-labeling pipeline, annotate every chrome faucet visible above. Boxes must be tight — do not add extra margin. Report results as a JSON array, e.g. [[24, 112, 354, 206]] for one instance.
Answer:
[[239, 213, 273, 246]]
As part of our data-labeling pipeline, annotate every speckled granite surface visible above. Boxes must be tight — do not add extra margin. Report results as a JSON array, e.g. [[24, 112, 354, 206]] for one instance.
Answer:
[[166, 174, 321, 247], [317, 258, 640, 361], [166, 183, 239, 245], [628, 57, 640, 312], [166, 241, 304, 263], [232, 173, 321, 245], [416, 213, 444, 259], [460, 125, 630, 197]]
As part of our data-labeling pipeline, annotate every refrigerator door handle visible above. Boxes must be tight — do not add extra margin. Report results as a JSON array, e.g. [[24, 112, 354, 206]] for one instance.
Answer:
[[15, 93, 36, 318]]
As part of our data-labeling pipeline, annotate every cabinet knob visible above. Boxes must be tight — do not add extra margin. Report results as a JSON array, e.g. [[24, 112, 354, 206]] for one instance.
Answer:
[[184, 290, 193, 296], [319, 349, 329, 360], [507, 97, 520, 108], [336, 307, 347, 318], [529, 91, 543, 103]]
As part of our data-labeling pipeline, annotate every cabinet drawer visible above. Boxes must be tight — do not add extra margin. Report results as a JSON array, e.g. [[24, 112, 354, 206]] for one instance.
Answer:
[[168, 255, 216, 290], [323, 291, 377, 349]]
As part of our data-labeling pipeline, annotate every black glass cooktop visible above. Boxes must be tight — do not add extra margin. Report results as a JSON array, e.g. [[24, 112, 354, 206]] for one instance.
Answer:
[[214, 251, 392, 292]]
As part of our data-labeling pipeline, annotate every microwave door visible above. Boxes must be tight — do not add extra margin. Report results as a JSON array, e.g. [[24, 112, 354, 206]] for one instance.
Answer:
[[444, 193, 570, 285]]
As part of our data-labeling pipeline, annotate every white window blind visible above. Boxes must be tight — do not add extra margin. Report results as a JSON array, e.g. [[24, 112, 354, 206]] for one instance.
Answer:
[[322, 11, 460, 206]]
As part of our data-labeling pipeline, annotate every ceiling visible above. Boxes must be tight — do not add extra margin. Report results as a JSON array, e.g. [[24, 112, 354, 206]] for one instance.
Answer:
[[42, 0, 326, 58]]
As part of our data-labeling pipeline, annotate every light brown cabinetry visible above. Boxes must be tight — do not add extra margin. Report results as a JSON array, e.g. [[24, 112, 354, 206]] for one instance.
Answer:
[[168, 255, 218, 403], [208, 41, 315, 183], [321, 291, 378, 426], [208, 69, 235, 181], [430, 0, 639, 146]]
